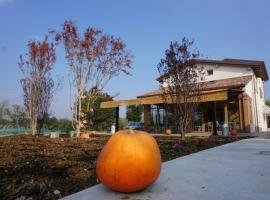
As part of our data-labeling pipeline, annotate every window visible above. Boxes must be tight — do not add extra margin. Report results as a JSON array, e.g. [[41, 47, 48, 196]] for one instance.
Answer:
[[207, 69, 213, 76]]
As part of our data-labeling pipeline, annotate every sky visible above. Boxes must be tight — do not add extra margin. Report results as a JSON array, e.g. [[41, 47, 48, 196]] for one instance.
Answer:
[[0, 0, 269, 118]]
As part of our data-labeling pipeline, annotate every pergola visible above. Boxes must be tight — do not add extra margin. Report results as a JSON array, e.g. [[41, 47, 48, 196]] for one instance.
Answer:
[[100, 89, 229, 134]]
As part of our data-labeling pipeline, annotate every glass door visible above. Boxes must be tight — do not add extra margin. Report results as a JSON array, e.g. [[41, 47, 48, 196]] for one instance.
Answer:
[[193, 112, 203, 132]]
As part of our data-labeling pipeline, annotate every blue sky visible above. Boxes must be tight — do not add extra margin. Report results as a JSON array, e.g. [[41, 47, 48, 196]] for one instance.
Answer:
[[0, 0, 269, 118]]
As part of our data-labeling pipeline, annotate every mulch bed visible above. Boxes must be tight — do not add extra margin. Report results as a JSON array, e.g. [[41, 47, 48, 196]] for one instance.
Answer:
[[0, 134, 245, 200]]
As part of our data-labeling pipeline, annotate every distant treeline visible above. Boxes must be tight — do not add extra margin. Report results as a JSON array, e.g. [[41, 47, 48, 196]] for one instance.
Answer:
[[0, 100, 73, 132]]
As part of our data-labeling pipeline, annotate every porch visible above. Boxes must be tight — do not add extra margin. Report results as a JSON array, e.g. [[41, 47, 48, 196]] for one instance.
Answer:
[[144, 96, 248, 134], [100, 89, 253, 134]]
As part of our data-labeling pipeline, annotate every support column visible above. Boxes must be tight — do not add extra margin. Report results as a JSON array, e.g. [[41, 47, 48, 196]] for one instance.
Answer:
[[115, 107, 119, 132], [224, 101, 229, 124], [212, 101, 217, 135], [156, 106, 160, 133], [143, 105, 151, 132], [238, 94, 244, 132], [242, 94, 251, 133], [164, 107, 168, 133], [202, 104, 205, 132]]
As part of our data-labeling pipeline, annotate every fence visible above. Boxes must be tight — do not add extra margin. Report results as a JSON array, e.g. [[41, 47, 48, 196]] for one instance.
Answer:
[[0, 128, 62, 137]]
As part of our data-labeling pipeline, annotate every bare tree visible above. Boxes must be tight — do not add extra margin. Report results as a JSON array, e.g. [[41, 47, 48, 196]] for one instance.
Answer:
[[157, 38, 204, 139], [54, 21, 132, 136], [18, 37, 58, 135]]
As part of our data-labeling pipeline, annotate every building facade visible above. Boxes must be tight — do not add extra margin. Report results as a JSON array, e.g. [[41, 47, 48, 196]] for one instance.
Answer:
[[101, 58, 269, 133]]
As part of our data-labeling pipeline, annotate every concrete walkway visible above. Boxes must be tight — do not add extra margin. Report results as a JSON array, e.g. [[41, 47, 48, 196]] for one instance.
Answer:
[[62, 138, 270, 200]]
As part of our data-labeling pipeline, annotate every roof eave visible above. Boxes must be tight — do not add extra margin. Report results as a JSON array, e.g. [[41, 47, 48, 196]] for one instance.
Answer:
[[156, 59, 269, 81]]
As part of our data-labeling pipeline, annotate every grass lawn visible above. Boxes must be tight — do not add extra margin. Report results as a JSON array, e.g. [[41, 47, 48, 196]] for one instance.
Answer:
[[0, 134, 243, 200]]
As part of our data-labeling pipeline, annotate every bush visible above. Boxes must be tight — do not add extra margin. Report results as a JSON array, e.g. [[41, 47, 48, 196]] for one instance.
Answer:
[[43, 117, 74, 133]]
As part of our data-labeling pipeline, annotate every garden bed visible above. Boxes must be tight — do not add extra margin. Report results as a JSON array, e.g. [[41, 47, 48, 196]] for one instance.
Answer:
[[0, 134, 244, 200]]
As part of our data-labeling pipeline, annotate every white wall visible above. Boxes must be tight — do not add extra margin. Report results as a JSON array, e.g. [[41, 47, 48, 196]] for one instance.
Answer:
[[243, 79, 256, 132], [254, 77, 267, 131], [239, 76, 266, 132], [161, 63, 268, 132], [200, 64, 253, 82], [202, 64, 267, 131], [162, 64, 254, 87]]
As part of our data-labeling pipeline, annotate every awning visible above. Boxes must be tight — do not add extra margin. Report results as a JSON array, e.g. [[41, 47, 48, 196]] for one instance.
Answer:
[[139, 89, 228, 105], [100, 99, 141, 108], [100, 89, 228, 108], [263, 105, 270, 116]]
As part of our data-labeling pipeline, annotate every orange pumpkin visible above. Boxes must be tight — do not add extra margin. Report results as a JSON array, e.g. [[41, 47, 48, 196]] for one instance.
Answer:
[[96, 130, 161, 193]]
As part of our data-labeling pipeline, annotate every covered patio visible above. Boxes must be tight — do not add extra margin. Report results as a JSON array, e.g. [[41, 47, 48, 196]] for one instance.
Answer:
[[100, 87, 252, 134]]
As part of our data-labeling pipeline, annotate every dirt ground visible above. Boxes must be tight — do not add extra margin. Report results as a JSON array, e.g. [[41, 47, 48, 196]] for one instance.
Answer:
[[0, 134, 243, 200]]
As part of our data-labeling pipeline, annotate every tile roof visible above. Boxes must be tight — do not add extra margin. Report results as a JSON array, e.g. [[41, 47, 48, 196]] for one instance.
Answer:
[[138, 75, 252, 98]]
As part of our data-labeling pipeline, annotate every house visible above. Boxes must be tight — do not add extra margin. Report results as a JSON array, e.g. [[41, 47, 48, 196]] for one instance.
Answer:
[[101, 58, 270, 133]]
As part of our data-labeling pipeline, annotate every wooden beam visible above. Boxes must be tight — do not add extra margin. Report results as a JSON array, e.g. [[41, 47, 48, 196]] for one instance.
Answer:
[[100, 99, 141, 108], [140, 96, 164, 105], [100, 89, 228, 109], [199, 90, 228, 102], [140, 89, 228, 104]]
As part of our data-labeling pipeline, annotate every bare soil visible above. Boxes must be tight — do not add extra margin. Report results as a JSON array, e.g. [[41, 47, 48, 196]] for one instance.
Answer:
[[0, 134, 243, 200]]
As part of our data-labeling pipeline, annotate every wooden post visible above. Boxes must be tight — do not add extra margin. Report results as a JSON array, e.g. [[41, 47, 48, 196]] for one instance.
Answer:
[[224, 101, 229, 124], [143, 105, 151, 132], [115, 107, 119, 132], [238, 94, 244, 132], [242, 94, 251, 133], [164, 107, 168, 133], [212, 101, 217, 135], [156, 106, 160, 133]]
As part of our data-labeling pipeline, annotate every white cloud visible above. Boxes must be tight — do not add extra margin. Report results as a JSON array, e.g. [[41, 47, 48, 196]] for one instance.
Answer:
[[0, 0, 13, 6]]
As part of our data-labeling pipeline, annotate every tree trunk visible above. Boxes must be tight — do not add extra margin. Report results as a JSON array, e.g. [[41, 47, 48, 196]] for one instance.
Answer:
[[76, 89, 82, 137], [179, 125, 185, 140], [31, 117, 37, 136], [76, 94, 82, 137], [181, 131, 185, 140], [76, 123, 80, 137]]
